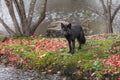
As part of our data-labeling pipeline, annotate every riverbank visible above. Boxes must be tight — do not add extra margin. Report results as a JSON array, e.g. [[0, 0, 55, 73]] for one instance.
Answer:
[[0, 64, 67, 80], [0, 33, 120, 79]]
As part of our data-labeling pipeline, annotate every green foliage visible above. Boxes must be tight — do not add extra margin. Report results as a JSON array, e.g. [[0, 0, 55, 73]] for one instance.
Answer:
[[92, 58, 102, 71]]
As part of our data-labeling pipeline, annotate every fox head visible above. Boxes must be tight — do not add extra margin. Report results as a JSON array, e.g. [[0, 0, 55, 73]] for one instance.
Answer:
[[61, 23, 72, 36]]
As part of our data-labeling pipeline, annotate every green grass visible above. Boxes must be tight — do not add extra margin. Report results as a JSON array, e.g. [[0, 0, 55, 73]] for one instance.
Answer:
[[35, 34, 119, 72], [1, 34, 120, 74]]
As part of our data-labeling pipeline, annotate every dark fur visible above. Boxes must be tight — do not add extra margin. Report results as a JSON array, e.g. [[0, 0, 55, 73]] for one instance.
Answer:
[[61, 23, 86, 54]]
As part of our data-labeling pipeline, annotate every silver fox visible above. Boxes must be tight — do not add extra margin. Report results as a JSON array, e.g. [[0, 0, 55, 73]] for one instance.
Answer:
[[61, 23, 86, 54]]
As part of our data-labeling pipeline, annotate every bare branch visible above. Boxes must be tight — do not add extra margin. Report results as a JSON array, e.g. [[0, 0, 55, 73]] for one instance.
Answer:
[[13, 0, 25, 35], [19, 0, 27, 23], [111, 4, 120, 22], [19, 0, 28, 35], [27, 0, 37, 27], [13, 0, 28, 35], [99, 0, 107, 16], [13, 0, 26, 35], [31, 0, 47, 34], [27, 0, 37, 35], [13, 0, 21, 18], [0, 18, 16, 36], [5, 0, 21, 36]]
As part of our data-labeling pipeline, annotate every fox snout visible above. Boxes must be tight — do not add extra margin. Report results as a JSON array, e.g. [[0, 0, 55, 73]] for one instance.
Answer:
[[61, 30, 68, 36]]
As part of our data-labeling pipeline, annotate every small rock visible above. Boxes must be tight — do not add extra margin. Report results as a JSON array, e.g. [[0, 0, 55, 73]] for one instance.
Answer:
[[41, 71, 47, 75], [57, 71, 61, 75]]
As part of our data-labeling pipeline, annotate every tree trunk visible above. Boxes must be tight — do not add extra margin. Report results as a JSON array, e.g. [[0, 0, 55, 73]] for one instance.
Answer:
[[1, 0, 47, 36], [88, 0, 120, 34], [106, 18, 113, 33], [106, 0, 113, 33]]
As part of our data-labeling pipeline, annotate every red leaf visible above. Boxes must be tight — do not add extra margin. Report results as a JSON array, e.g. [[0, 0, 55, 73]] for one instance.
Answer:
[[8, 54, 18, 61]]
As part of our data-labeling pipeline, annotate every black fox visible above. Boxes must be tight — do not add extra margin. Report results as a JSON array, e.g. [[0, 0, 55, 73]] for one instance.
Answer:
[[61, 23, 86, 54]]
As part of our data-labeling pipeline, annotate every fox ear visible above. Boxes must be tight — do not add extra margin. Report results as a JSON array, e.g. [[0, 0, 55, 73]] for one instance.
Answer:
[[61, 23, 64, 29], [68, 23, 71, 29]]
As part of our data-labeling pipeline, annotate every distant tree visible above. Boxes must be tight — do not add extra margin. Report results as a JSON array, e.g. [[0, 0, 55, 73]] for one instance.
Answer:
[[87, 0, 120, 33], [0, 0, 47, 36]]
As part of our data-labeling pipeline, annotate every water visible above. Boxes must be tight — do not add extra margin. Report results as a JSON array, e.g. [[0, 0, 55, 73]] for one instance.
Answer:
[[0, 64, 67, 80]]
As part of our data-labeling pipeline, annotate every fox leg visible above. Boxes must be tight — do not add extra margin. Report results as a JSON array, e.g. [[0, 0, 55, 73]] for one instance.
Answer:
[[77, 37, 81, 49], [71, 39, 75, 54], [67, 40, 72, 53]]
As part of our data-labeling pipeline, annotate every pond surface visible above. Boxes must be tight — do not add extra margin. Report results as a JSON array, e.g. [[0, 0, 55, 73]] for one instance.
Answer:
[[0, 64, 67, 80]]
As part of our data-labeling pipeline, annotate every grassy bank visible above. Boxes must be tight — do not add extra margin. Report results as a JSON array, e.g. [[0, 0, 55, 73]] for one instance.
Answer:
[[0, 34, 120, 79]]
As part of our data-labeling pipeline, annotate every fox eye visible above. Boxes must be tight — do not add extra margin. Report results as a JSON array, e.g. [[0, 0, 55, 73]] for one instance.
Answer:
[[67, 23, 71, 29]]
